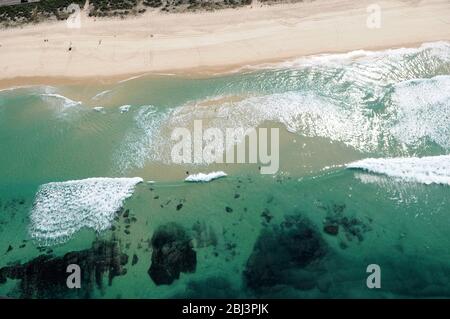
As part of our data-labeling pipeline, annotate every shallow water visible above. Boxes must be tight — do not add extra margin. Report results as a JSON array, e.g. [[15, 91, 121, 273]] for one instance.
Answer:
[[0, 42, 449, 298]]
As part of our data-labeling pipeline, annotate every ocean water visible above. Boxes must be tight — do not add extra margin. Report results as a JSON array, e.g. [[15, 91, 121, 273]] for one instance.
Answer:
[[0, 42, 449, 298]]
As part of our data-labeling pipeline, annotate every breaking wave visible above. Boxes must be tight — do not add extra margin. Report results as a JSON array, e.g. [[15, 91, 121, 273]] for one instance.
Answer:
[[30, 177, 143, 246], [152, 74, 449, 156], [185, 171, 227, 182], [114, 105, 171, 172], [92, 90, 113, 100], [113, 42, 450, 171], [40, 93, 82, 108], [347, 155, 450, 186], [389, 76, 450, 149], [253, 41, 450, 70]]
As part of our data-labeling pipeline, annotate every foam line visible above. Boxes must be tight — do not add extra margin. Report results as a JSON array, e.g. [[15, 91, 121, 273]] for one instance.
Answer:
[[30, 177, 143, 246], [347, 155, 450, 185]]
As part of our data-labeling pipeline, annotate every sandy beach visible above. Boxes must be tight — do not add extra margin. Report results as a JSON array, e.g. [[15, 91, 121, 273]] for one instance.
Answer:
[[0, 0, 449, 88], [1, 0, 450, 302]]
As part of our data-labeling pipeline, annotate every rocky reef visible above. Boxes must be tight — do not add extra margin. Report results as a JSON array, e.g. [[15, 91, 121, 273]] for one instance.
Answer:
[[244, 215, 328, 294], [0, 239, 128, 298], [320, 203, 372, 248], [148, 222, 197, 285]]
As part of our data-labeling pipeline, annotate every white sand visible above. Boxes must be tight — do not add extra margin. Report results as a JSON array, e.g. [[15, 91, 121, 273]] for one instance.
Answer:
[[0, 0, 449, 87]]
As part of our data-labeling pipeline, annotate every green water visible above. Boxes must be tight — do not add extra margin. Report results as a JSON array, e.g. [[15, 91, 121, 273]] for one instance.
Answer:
[[0, 42, 449, 298]]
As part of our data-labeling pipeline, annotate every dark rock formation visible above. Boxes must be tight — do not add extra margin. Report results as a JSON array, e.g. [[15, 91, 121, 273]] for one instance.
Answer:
[[132, 254, 139, 266], [323, 224, 339, 236], [0, 240, 128, 298], [148, 223, 196, 285], [261, 208, 273, 223], [244, 215, 327, 292], [321, 202, 371, 243]]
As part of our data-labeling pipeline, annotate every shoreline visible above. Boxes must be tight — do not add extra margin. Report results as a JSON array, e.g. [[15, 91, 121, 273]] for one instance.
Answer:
[[0, 0, 449, 89], [0, 40, 438, 90]]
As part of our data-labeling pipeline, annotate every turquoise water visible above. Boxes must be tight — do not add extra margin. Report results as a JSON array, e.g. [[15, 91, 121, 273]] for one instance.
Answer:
[[0, 42, 449, 298]]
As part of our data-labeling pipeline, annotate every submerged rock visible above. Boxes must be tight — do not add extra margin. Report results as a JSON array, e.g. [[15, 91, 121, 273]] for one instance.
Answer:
[[0, 240, 128, 298], [321, 202, 371, 244], [132, 254, 139, 266], [244, 215, 327, 292], [261, 208, 273, 223], [148, 223, 196, 285], [323, 224, 339, 236]]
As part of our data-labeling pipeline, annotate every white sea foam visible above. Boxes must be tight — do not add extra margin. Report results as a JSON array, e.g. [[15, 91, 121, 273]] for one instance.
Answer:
[[353, 172, 425, 206], [93, 106, 105, 112], [354, 172, 389, 185], [0, 87, 19, 93], [30, 177, 143, 246], [92, 90, 113, 100], [0, 85, 37, 94], [117, 74, 148, 84], [167, 75, 450, 154], [166, 91, 383, 153], [251, 41, 450, 69], [114, 105, 170, 172], [116, 72, 450, 170], [389, 76, 450, 149], [185, 171, 227, 182], [347, 155, 450, 186], [115, 79, 448, 169], [119, 105, 131, 113], [41, 93, 82, 108], [113, 42, 450, 171]]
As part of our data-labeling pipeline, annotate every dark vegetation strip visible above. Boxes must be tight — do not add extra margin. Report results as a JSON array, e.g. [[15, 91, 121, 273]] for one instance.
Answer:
[[0, 0, 258, 27]]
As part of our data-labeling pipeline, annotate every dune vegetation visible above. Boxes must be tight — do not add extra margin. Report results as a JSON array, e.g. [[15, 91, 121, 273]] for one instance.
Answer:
[[0, 0, 258, 27]]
